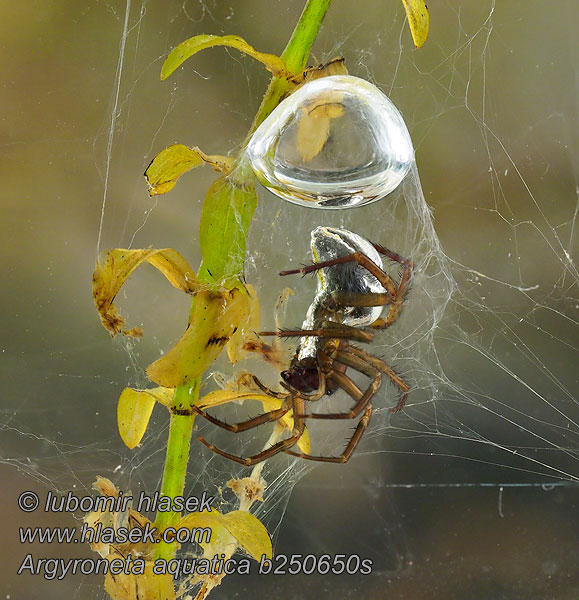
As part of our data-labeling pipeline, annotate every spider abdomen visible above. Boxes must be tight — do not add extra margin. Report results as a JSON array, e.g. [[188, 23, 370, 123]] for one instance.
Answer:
[[296, 226, 387, 363]]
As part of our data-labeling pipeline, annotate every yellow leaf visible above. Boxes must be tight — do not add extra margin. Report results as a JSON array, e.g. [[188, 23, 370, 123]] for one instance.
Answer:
[[146, 387, 176, 408], [297, 100, 346, 162], [174, 510, 238, 565], [219, 510, 273, 561], [176, 510, 222, 531], [117, 387, 173, 449], [400, 0, 430, 48], [145, 144, 234, 196], [161, 34, 289, 80], [92, 248, 199, 337], [177, 509, 272, 561], [199, 520, 237, 558], [286, 58, 350, 162], [105, 561, 175, 600], [199, 389, 277, 410], [226, 284, 260, 364], [146, 287, 250, 388]]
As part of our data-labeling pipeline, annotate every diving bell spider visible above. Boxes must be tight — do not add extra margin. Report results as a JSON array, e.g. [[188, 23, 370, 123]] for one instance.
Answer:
[[194, 227, 414, 466]]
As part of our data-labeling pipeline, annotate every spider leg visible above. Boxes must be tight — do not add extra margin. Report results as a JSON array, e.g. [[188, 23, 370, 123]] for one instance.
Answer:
[[251, 374, 288, 400], [331, 349, 380, 379], [199, 433, 300, 467], [280, 251, 398, 298], [260, 321, 374, 344], [285, 406, 372, 463], [280, 246, 414, 331], [193, 402, 291, 433], [286, 352, 379, 461], [198, 397, 306, 467], [279, 376, 328, 401], [371, 243, 414, 271], [304, 368, 381, 420], [347, 345, 409, 412], [369, 250, 413, 330]]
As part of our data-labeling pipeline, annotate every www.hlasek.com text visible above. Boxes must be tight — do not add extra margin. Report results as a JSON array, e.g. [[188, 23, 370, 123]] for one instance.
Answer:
[[20, 521, 212, 546]]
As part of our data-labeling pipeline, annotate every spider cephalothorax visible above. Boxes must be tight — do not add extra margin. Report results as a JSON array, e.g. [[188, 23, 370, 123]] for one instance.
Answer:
[[194, 226, 414, 466], [280, 357, 320, 394]]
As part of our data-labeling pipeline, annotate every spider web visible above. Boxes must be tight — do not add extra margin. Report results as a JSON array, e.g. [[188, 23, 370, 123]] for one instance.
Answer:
[[1, 1, 577, 598]]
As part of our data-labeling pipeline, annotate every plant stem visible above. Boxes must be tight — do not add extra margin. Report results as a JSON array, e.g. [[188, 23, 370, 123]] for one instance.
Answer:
[[153, 0, 332, 564], [245, 0, 331, 139], [281, 0, 332, 72], [154, 380, 199, 561]]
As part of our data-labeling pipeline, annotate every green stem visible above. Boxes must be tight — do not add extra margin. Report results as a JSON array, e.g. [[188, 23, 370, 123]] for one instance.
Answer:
[[245, 0, 332, 139], [154, 380, 199, 561], [281, 0, 332, 71], [153, 0, 332, 564]]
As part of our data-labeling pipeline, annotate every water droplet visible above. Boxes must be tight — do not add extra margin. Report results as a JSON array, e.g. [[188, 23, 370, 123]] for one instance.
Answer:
[[247, 75, 413, 209]]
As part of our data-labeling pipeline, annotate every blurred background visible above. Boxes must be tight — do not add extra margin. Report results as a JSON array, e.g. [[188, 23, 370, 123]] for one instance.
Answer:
[[1, 1, 577, 598]]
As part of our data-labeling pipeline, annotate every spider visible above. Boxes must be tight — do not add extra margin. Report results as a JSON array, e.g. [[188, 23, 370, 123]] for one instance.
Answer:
[[194, 226, 414, 466]]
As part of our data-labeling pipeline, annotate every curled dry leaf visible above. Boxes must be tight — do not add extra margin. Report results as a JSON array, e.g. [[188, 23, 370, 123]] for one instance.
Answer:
[[297, 98, 346, 162], [85, 478, 157, 560], [85, 478, 175, 599], [92, 248, 198, 337], [241, 287, 293, 370], [283, 57, 348, 162], [240, 336, 290, 370], [227, 476, 265, 506], [145, 144, 234, 196], [210, 369, 259, 394], [161, 34, 289, 81], [291, 56, 348, 87]]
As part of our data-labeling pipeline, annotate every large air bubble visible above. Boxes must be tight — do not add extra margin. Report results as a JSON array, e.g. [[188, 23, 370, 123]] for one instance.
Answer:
[[246, 75, 414, 209]]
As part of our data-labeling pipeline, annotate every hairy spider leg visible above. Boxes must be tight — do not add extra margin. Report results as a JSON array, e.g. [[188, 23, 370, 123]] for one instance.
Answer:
[[303, 358, 382, 420], [371, 243, 414, 271], [193, 401, 291, 433], [251, 374, 288, 399], [278, 377, 327, 400], [284, 350, 380, 462], [280, 251, 398, 299], [285, 406, 373, 464], [197, 396, 307, 466], [260, 320, 374, 344], [369, 245, 414, 330], [280, 244, 414, 324], [346, 345, 409, 412]]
